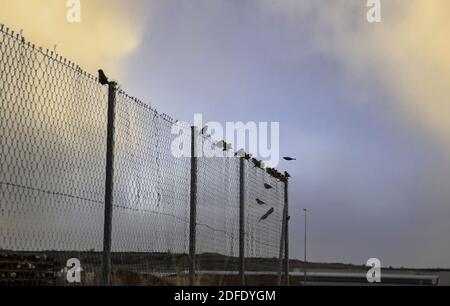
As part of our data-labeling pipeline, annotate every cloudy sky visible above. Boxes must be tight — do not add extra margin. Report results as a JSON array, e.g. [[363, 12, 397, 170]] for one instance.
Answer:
[[1, 0, 450, 268]]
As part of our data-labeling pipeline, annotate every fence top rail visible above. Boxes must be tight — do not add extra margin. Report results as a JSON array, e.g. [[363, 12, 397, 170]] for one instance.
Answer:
[[0, 23, 186, 129]]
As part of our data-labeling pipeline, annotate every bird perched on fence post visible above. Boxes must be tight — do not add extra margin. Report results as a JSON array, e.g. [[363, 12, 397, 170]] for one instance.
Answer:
[[235, 149, 246, 158], [259, 208, 275, 222], [98, 69, 109, 85], [279, 171, 291, 182], [235, 149, 253, 160]]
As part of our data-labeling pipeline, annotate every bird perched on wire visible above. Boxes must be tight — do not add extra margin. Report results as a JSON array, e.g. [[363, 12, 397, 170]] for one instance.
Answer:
[[284, 171, 291, 178], [251, 158, 264, 169], [98, 69, 109, 85], [259, 208, 275, 222], [283, 157, 297, 161], [273, 170, 283, 180], [266, 168, 277, 177], [200, 125, 208, 135], [215, 140, 232, 152], [235, 149, 246, 158], [256, 198, 266, 205], [243, 153, 253, 160]]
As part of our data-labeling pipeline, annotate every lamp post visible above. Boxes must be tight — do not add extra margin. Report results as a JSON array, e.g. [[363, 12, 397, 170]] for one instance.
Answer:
[[303, 208, 307, 285]]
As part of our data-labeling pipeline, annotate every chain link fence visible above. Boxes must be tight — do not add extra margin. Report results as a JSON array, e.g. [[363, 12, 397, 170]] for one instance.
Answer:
[[0, 25, 289, 286]]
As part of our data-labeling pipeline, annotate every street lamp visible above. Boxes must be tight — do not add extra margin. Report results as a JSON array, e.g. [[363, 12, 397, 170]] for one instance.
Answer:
[[303, 208, 307, 285]]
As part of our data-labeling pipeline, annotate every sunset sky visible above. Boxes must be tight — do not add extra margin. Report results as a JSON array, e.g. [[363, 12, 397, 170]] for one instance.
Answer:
[[1, 0, 450, 268]]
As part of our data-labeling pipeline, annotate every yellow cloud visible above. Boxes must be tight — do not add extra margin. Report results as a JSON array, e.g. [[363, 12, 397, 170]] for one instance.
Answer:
[[370, 1, 450, 144], [0, 0, 147, 78]]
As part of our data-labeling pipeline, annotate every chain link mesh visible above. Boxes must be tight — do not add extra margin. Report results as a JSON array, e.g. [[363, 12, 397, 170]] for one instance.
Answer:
[[0, 25, 288, 286], [110, 91, 191, 285], [0, 26, 107, 285], [245, 163, 285, 277]]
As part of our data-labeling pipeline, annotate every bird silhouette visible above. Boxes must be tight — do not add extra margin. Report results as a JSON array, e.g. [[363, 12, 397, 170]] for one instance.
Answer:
[[283, 157, 296, 161], [215, 140, 232, 152], [98, 69, 109, 85], [237, 150, 252, 160], [264, 183, 273, 190], [259, 208, 275, 222], [266, 168, 276, 176], [251, 158, 264, 169], [235, 149, 246, 158], [268, 169, 283, 180], [256, 198, 266, 205]]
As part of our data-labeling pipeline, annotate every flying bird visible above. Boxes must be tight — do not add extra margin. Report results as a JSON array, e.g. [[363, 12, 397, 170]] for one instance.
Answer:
[[98, 69, 109, 85], [259, 208, 275, 222], [264, 183, 273, 190], [283, 157, 297, 161], [256, 198, 266, 205]]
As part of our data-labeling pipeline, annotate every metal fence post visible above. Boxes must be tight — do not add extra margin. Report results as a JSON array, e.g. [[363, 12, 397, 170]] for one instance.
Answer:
[[189, 126, 198, 286], [284, 180, 289, 286], [278, 190, 287, 286], [239, 157, 246, 286], [102, 81, 117, 286]]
